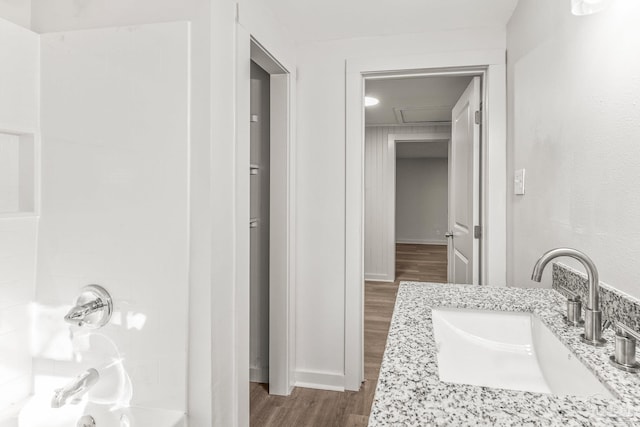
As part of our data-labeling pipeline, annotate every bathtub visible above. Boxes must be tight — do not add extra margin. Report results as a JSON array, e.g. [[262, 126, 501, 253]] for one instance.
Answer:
[[0, 396, 186, 427]]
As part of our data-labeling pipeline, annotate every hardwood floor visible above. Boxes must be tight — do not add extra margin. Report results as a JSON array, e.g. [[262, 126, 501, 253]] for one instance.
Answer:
[[395, 243, 448, 283], [250, 244, 447, 426]]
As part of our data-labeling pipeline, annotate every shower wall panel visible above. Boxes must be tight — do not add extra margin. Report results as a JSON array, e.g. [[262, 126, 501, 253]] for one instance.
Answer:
[[0, 17, 39, 413], [37, 21, 190, 411]]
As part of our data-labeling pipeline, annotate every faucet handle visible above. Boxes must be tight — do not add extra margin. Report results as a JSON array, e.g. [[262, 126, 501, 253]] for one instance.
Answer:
[[557, 285, 584, 327], [608, 321, 640, 373], [65, 285, 113, 329]]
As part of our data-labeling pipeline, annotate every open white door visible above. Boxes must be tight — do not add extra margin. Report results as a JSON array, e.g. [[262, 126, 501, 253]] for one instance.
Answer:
[[447, 77, 481, 285]]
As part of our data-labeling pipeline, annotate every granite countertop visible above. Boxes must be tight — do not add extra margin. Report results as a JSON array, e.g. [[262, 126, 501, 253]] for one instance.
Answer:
[[368, 282, 640, 426]]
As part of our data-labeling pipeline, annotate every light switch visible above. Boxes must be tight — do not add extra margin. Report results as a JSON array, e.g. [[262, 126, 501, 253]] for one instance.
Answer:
[[514, 169, 525, 195]]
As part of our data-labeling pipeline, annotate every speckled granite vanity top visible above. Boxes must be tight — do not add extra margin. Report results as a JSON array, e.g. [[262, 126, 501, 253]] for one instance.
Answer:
[[368, 282, 640, 426]]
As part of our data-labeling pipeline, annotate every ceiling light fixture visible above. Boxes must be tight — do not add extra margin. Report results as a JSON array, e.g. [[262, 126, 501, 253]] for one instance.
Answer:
[[571, 0, 612, 16], [365, 96, 379, 107]]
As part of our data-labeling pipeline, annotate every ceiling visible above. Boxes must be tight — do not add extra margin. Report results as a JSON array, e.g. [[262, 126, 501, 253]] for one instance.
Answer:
[[365, 75, 473, 125], [264, 0, 519, 42]]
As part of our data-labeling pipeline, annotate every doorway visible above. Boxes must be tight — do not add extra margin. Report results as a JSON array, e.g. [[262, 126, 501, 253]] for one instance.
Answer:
[[345, 51, 507, 391], [363, 74, 480, 286], [395, 140, 449, 283], [240, 37, 294, 399], [249, 61, 271, 385], [361, 75, 479, 394]]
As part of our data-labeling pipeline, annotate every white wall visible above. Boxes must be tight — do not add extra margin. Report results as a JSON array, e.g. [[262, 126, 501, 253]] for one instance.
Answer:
[[295, 28, 506, 388], [37, 22, 189, 411], [0, 17, 39, 412], [0, 0, 30, 28], [507, 0, 640, 297], [364, 125, 449, 281], [396, 158, 448, 245]]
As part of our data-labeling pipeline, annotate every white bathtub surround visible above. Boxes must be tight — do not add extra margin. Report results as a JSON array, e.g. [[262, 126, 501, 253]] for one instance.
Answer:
[[369, 282, 640, 426], [0, 17, 40, 413], [4, 395, 186, 427], [0, 218, 37, 410], [36, 22, 190, 412]]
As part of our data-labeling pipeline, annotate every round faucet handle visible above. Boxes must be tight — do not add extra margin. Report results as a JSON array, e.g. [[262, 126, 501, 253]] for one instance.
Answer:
[[608, 322, 640, 373], [65, 285, 113, 329]]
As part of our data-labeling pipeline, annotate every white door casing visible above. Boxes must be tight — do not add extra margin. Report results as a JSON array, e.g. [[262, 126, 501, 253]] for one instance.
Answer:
[[364, 131, 450, 283], [346, 50, 507, 392], [238, 27, 296, 405], [448, 77, 481, 285]]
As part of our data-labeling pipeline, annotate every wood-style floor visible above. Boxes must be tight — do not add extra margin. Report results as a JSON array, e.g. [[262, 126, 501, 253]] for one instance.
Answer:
[[250, 244, 447, 426]]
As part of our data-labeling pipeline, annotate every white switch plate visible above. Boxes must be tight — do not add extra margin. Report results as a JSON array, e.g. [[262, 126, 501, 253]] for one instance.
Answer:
[[514, 169, 525, 195]]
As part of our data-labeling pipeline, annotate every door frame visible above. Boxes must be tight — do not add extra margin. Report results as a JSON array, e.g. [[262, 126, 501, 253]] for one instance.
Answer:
[[364, 132, 450, 282], [345, 50, 507, 391], [236, 27, 296, 402]]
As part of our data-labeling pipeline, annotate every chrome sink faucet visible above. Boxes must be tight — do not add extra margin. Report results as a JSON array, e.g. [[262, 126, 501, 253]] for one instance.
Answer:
[[531, 248, 606, 346], [51, 368, 99, 408]]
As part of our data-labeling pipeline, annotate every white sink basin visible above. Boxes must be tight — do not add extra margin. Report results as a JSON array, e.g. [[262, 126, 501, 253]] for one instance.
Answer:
[[431, 308, 614, 398]]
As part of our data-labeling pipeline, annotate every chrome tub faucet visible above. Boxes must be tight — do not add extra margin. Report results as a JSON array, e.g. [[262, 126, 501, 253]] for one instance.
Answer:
[[64, 300, 107, 326], [51, 368, 99, 408], [64, 285, 113, 328], [531, 248, 606, 346]]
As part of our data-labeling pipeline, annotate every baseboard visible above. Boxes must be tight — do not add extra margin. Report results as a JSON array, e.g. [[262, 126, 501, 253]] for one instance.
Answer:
[[396, 238, 447, 245], [294, 370, 345, 392], [250, 367, 269, 383], [364, 272, 394, 282]]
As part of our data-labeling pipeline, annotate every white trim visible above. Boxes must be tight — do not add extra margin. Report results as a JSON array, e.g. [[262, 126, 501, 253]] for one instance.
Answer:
[[393, 133, 450, 142], [294, 371, 346, 392], [235, 25, 252, 427], [345, 49, 507, 392], [384, 132, 450, 283], [236, 25, 297, 411], [396, 239, 447, 245], [268, 69, 293, 396], [480, 63, 507, 288], [0, 124, 39, 135], [366, 123, 452, 128], [364, 273, 394, 282]]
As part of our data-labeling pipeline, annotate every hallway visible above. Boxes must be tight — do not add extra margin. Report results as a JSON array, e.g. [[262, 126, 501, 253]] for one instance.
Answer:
[[250, 244, 447, 426]]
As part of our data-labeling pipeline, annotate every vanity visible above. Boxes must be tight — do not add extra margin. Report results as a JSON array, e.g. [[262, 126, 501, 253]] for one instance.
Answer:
[[368, 280, 640, 426]]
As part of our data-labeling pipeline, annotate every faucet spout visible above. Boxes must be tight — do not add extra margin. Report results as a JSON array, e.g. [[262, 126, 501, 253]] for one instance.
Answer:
[[531, 247, 605, 346], [531, 248, 599, 309], [51, 368, 99, 408]]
